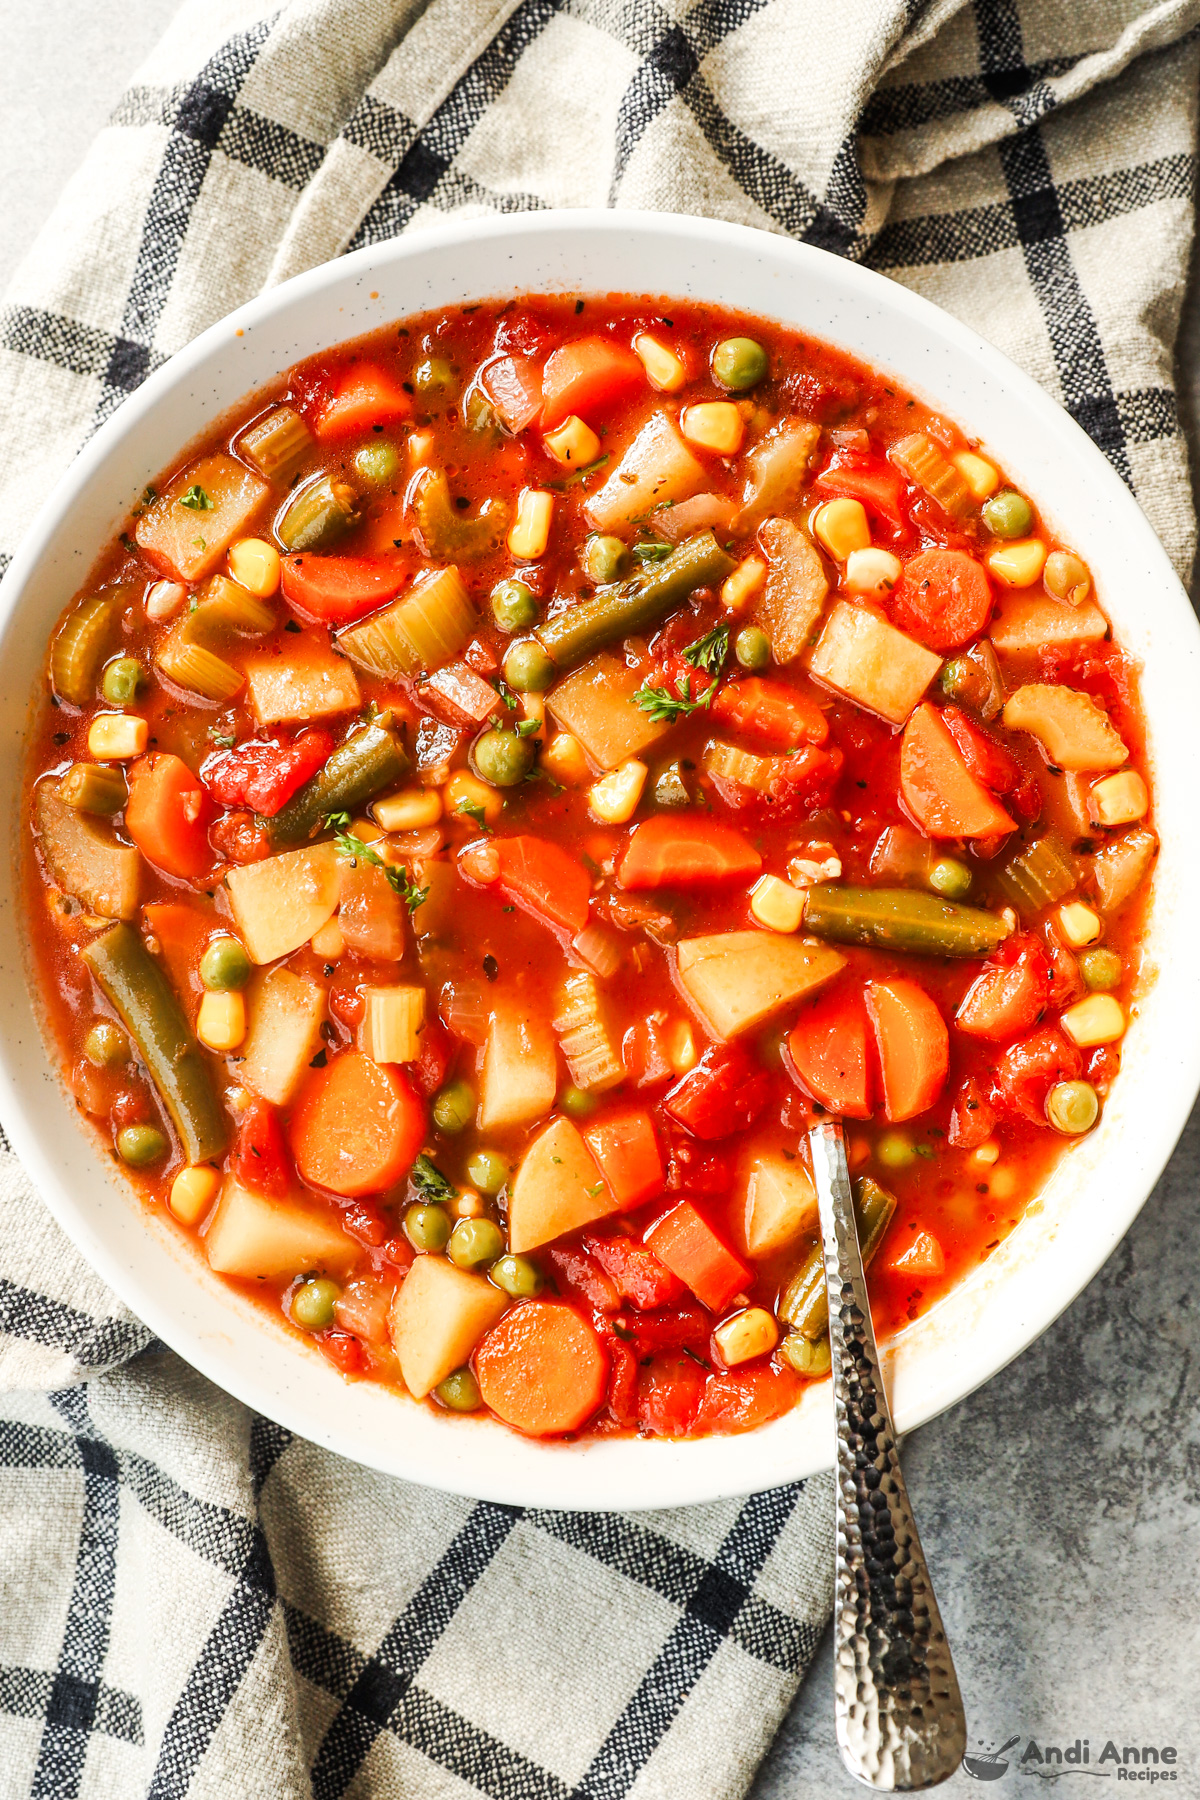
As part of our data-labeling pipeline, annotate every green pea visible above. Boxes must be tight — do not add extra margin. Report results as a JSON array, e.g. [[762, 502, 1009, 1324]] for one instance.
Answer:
[[982, 489, 1033, 539], [83, 1020, 129, 1067], [581, 534, 630, 585], [117, 1124, 167, 1167], [490, 1253, 544, 1299], [413, 356, 457, 397], [490, 579, 538, 634], [199, 937, 253, 993], [559, 1084, 598, 1121], [780, 1332, 831, 1378], [435, 1367, 482, 1412], [292, 1277, 340, 1330], [353, 441, 400, 485], [1079, 948, 1122, 992], [928, 857, 973, 901], [448, 1217, 505, 1271], [432, 1079, 475, 1135], [102, 658, 144, 705], [711, 336, 768, 391], [735, 626, 771, 672], [503, 639, 555, 694], [466, 1149, 509, 1195], [405, 1202, 451, 1252], [471, 728, 536, 789], [1046, 1080, 1100, 1136], [876, 1129, 916, 1171]]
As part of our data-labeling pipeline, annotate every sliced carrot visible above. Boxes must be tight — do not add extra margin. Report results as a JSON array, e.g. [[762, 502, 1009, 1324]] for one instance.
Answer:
[[890, 548, 992, 650], [865, 978, 949, 1123], [289, 1051, 425, 1198], [124, 753, 214, 880], [885, 1228, 946, 1279], [617, 814, 761, 890], [711, 678, 828, 747], [311, 362, 412, 440], [475, 1301, 608, 1437], [692, 1363, 802, 1435], [541, 336, 644, 429], [786, 990, 872, 1119], [900, 703, 1016, 840], [280, 554, 406, 625], [582, 1107, 664, 1208], [645, 1201, 751, 1313], [142, 901, 212, 1023], [494, 835, 591, 935]]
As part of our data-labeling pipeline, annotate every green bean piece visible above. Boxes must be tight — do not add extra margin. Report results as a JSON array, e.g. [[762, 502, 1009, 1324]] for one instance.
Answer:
[[292, 1278, 340, 1330], [982, 489, 1033, 539], [928, 857, 972, 901], [502, 639, 556, 694], [52, 592, 124, 705], [994, 836, 1076, 913], [490, 1254, 544, 1299], [1046, 1080, 1099, 1136], [432, 1079, 475, 1135], [277, 474, 359, 552], [266, 721, 409, 846], [102, 658, 144, 706], [353, 442, 400, 485], [82, 923, 228, 1165], [780, 1176, 896, 1339], [536, 532, 736, 671], [581, 535, 631, 585], [490, 579, 539, 634], [712, 337, 768, 391], [876, 1130, 917, 1171], [448, 1217, 505, 1271], [802, 885, 1010, 958], [471, 728, 536, 789], [466, 1149, 509, 1195], [58, 763, 127, 817], [779, 1332, 831, 1378], [405, 1202, 451, 1253], [735, 625, 771, 672], [436, 1368, 482, 1412], [199, 937, 253, 992], [558, 1084, 598, 1120], [413, 356, 458, 397], [117, 1124, 168, 1168], [83, 1020, 129, 1067], [652, 762, 693, 810], [1078, 947, 1122, 992]]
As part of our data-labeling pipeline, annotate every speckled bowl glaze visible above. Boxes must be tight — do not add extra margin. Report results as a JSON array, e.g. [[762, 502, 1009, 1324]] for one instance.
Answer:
[[1, 212, 1197, 1511]]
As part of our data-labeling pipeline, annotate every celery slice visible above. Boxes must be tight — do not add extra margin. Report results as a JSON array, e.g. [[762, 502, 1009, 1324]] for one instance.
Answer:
[[277, 474, 358, 551], [361, 986, 426, 1063], [239, 405, 314, 483], [51, 592, 125, 705], [58, 763, 128, 816], [553, 971, 624, 1092], [411, 469, 508, 561], [337, 565, 475, 679], [703, 738, 778, 793], [35, 778, 139, 920], [891, 432, 976, 523], [994, 835, 1077, 913]]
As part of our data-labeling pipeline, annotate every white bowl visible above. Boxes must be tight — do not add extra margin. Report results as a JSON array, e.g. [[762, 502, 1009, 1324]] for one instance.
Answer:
[[1, 212, 1196, 1511]]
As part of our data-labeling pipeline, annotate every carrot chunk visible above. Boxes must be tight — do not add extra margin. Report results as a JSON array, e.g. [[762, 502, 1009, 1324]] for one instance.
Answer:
[[900, 703, 1016, 840], [865, 978, 949, 1122], [786, 990, 872, 1119], [124, 753, 214, 880], [890, 548, 992, 650], [310, 362, 412, 440], [884, 1228, 946, 1279], [582, 1107, 664, 1207], [711, 678, 829, 747], [541, 336, 644, 429], [475, 1301, 608, 1437], [495, 835, 591, 935], [636, 1351, 705, 1437], [617, 814, 761, 890], [280, 554, 406, 625], [290, 1052, 425, 1198], [645, 1201, 751, 1313]]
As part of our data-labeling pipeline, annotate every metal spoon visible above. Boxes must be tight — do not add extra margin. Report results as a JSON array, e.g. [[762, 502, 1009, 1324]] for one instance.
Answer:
[[808, 1118, 967, 1790]]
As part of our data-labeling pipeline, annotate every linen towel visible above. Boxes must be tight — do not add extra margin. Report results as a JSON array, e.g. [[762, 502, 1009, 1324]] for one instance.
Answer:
[[0, 2, 1195, 1795]]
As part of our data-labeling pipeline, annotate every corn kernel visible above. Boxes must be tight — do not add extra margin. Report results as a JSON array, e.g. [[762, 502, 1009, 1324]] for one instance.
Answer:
[[542, 731, 590, 786], [847, 1133, 872, 1172], [1089, 770, 1148, 827], [1057, 902, 1102, 948], [543, 414, 601, 468], [445, 769, 504, 826], [349, 815, 384, 844], [844, 547, 902, 599], [714, 1307, 778, 1367], [451, 1187, 486, 1220], [680, 402, 744, 455], [812, 498, 870, 561], [633, 332, 687, 392], [720, 553, 767, 614], [1061, 993, 1125, 1048], [952, 451, 1000, 499], [521, 692, 546, 729], [373, 787, 443, 832], [971, 1140, 1001, 1167], [168, 1165, 221, 1226], [666, 1019, 697, 1075], [589, 759, 648, 824], [508, 488, 554, 560], [228, 537, 281, 597], [87, 714, 148, 760], [197, 989, 246, 1052], [750, 874, 806, 934], [311, 917, 345, 959], [986, 537, 1048, 587], [408, 429, 434, 464]]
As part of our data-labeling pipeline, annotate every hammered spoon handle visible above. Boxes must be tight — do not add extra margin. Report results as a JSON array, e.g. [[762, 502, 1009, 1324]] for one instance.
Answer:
[[808, 1118, 966, 1790]]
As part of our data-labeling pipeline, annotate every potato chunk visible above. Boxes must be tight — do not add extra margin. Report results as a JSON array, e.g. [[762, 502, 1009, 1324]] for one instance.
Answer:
[[547, 652, 668, 769], [807, 601, 941, 725], [240, 967, 326, 1105], [586, 412, 706, 532], [243, 635, 361, 725], [135, 454, 270, 583], [480, 1005, 558, 1131], [225, 843, 340, 963], [1003, 684, 1128, 770], [737, 1147, 818, 1258], [676, 931, 844, 1039], [389, 1255, 508, 1399], [989, 595, 1108, 656], [1089, 827, 1157, 912], [755, 518, 829, 663], [507, 1116, 619, 1253], [203, 1177, 357, 1281]]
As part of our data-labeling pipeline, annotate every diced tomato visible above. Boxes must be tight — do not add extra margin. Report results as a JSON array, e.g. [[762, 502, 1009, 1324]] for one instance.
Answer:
[[711, 677, 829, 747], [813, 451, 906, 530], [645, 1201, 752, 1313], [603, 1331, 639, 1428], [480, 355, 544, 433], [340, 1197, 388, 1247], [636, 1351, 706, 1437], [786, 990, 872, 1119], [956, 937, 1050, 1042], [380, 1235, 416, 1273], [890, 549, 993, 651], [209, 810, 272, 864], [885, 1228, 946, 1279], [948, 1075, 995, 1150], [464, 637, 500, 676], [279, 555, 406, 626], [714, 744, 845, 825], [125, 753, 215, 880], [582, 1107, 664, 1207], [993, 1026, 1083, 1125], [413, 1017, 456, 1095], [664, 1138, 732, 1194], [203, 729, 332, 819], [692, 1364, 802, 1435], [583, 1233, 684, 1310], [309, 361, 411, 440], [419, 662, 499, 730], [543, 1243, 620, 1315], [663, 1046, 770, 1142], [229, 1097, 291, 1199], [623, 1299, 711, 1357], [865, 978, 949, 1122], [320, 1332, 367, 1375], [617, 814, 761, 890], [541, 336, 644, 429], [1043, 921, 1086, 1010], [899, 704, 1015, 840], [493, 835, 592, 936]]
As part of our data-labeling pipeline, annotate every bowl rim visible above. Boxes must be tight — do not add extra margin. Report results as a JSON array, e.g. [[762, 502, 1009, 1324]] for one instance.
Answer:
[[1, 206, 1197, 1512]]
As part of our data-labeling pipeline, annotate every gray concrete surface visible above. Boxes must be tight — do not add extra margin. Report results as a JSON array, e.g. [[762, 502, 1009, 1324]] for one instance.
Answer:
[[2, 5, 1197, 1793]]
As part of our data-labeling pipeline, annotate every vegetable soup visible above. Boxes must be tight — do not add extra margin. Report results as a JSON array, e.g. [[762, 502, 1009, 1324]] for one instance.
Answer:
[[22, 295, 1154, 1441]]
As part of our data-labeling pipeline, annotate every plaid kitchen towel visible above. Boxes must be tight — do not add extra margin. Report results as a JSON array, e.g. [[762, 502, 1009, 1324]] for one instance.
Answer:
[[0, 0, 1196, 1795]]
